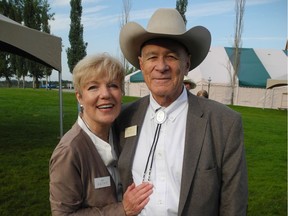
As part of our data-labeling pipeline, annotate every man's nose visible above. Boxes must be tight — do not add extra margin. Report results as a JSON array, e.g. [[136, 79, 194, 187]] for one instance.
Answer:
[[155, 58, 169, 72]]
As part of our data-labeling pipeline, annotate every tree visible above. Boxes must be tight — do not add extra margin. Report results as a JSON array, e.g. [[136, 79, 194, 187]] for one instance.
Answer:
[[0, 53, 13, 87], [41, 0, 53, 89], [0, 0, 18, 86], [66, 0, 87, 73], [23, 0, 43, 88], [120, 0, 132, 76], [8, 1, 28, 88], [176, 0, 188, 25], [228, 0, 246, 105]]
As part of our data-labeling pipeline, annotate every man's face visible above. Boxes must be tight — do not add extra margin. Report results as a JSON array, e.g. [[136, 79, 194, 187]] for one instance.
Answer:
[[138, 39, 190, 107]]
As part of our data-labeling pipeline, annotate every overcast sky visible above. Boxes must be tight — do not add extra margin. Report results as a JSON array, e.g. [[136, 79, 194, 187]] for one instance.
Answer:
[[48, 0, 287, 81]]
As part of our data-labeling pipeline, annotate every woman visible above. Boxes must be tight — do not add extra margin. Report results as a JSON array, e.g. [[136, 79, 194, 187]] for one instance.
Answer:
[[49, 53, 152, 215]]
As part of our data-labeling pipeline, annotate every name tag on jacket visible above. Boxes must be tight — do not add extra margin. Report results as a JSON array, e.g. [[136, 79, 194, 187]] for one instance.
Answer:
[[94, 176, 111, 189], [125, 125, 137, 138]]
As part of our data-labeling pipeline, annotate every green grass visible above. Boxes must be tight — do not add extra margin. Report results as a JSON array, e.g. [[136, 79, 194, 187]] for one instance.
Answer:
[[231, 106, 287, 215], [0, 88, 286, 215]]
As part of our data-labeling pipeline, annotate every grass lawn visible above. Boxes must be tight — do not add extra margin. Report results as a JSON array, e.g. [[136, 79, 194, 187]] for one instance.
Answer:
[[0, 88, 286, 215]]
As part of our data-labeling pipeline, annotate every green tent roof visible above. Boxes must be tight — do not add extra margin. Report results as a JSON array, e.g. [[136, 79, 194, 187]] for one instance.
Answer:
[[225, 47, 271, 88], [130, 71, 144, 83]]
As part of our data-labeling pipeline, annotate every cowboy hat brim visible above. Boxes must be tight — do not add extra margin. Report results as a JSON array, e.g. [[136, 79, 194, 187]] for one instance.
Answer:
[[120, 22, 211, 70]]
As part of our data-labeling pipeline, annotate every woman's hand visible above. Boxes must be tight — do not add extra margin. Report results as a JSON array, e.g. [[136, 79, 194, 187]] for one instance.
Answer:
[[122, 182, 153, 216]]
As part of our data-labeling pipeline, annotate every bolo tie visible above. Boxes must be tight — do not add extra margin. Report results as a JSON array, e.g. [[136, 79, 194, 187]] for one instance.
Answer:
[[142, 108, 167, 182]]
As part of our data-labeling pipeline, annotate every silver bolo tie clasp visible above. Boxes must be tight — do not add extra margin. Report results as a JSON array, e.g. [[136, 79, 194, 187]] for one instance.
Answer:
[[155, 109, 167, 124]]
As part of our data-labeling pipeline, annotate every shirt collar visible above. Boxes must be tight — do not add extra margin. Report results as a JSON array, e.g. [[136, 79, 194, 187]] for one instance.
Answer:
[[149, 88, 188, 122], [77, 116, 116, 166]]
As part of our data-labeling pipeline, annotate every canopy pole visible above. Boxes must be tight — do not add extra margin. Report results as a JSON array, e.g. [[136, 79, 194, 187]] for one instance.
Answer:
[[59, 71, 63, 138]]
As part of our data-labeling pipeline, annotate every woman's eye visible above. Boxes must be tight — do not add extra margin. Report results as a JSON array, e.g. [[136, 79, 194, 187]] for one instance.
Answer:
[[108, 83, 119, 89], [87, 85, 98, 91]]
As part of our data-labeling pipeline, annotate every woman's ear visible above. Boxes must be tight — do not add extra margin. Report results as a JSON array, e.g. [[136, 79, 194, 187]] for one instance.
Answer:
[[75, 91, 82, 104]]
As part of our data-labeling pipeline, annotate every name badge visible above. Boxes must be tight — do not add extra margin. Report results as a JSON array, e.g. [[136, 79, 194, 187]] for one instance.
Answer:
[[94, 176, 111, 189], [125, 125, 137, 138]]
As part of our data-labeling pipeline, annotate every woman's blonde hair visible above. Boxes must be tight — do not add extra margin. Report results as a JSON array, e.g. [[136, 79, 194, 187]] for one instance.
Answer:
[[72, 53, 125, 94]]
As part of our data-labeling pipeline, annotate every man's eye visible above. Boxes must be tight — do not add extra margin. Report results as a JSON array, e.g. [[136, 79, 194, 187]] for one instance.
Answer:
[[147, 55, 157, 60], [167, 55, 178, 60]]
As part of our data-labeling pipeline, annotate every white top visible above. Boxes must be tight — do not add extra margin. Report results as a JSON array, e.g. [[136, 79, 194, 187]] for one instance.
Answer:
[[77, 116, 120, 191], [132, 89, 188, 216]]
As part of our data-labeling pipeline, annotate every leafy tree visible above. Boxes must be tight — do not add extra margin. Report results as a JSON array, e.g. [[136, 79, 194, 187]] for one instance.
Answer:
[[15, 55, 28, 88], [5, 1, 25, 87], [23, 0, 43, 88], [176, 0, 188, 25], [0, 0, 20, 86], [66, 0, 87, 73], [0, 53, 13, 87], [41, 0, 53, 89]]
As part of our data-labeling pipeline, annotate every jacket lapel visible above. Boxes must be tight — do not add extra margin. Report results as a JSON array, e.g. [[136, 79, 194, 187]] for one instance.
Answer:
[[119, 96, 150, 189], [178, 93, 207, 215]]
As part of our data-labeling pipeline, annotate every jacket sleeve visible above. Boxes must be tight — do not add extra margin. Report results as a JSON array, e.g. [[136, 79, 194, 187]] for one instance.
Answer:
[[49, 143, 126, 216], [220, 115, 248, 216]]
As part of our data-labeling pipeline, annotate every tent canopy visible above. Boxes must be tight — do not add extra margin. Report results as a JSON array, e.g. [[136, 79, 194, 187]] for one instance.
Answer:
[[266, 77, 288, 89], [130, 70, 144, 82], [0, 14, 63, 137], [126, 47, 287, 89], [0, 14, 62, 71], [225, 48, 271, 88]]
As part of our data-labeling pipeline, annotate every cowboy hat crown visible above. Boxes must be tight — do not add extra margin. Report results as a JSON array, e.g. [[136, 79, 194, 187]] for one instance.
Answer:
[[119, 8, 211, 70]]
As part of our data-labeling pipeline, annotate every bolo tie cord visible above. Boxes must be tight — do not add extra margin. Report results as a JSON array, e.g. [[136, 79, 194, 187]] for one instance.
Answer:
[[142, 123, 162, 182]]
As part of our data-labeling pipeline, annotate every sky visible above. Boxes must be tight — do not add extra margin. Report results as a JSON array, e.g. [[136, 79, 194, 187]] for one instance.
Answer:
[[48, 0, 287, 81]]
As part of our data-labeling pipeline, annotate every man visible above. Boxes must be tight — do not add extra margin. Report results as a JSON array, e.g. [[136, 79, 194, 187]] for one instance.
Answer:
[[183, 75, 196, 90], [115, 8, 248, 216], [197, 89, 209, 98]]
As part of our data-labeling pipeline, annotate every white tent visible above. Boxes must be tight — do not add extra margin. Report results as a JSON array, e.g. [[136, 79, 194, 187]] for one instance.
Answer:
[[189, 47, 233, 85], [0, 14, 64, 136], [125, 47, 287, 109]]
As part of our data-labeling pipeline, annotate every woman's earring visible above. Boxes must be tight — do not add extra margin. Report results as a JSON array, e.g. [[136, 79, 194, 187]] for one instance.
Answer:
[[79, 104, 84, 113]]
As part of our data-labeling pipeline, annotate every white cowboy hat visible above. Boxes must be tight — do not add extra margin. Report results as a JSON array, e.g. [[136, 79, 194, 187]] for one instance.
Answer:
[[119, 8, 211, 70], [183, 75, 196, 89]]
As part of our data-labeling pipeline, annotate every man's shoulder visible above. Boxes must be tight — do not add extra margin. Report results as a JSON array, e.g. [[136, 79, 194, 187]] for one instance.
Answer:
[[188, 93, 241, 119]]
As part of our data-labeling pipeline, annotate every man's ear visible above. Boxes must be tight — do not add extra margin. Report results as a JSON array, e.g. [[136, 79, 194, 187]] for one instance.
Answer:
[[187, 55, 191, 70], [138, 56, 143, 70], [185, 56, 191, 75]]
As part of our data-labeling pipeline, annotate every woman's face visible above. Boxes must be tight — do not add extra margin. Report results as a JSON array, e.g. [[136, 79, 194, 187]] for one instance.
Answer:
[[76, 75, 122, 131]]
